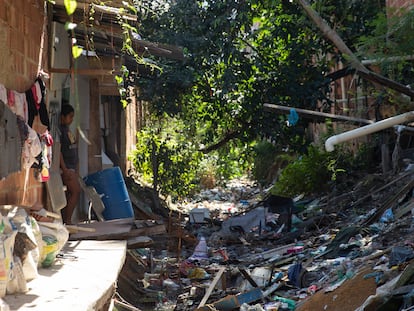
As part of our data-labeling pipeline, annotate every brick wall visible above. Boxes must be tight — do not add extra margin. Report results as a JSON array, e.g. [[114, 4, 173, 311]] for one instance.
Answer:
[[0, 0, 44, 91], [0, 171, 44, 206], [0, 0, 46, 207]]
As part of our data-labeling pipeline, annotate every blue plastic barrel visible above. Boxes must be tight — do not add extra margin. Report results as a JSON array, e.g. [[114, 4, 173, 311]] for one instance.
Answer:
[[84, 166, 134, 220]]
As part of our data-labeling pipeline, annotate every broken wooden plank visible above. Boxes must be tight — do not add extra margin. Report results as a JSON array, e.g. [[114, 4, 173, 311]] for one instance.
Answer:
[[132, 221, 166, 236], [113, 298, 143, 311], [127, 236, 153, 249], [65, 225, 97, 233], [128, 189, 159, 219], [69, 218, 135, 240], [395, 261, 414, 289], [78, 177, 105, 222], [363, 178, 414, 226], [394, 200, 414, 220], [197, 267, 226, 308], [0, 205, 58, 217], [262, 243, 296, 260], [351, 171, 414, 208], [239, 237, 251, 245], [39, 222, 94, 234], [134, 219, 165, 227], [69, 218, 168, 241]]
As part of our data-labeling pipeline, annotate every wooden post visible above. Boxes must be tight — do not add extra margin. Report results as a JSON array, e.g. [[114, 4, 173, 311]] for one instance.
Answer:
[[88, 78, 102, 173]]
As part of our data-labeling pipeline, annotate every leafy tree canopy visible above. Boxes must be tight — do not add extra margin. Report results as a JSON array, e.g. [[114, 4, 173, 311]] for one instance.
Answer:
[[136, 0, 384, 150], [130, 0, 385, 196]]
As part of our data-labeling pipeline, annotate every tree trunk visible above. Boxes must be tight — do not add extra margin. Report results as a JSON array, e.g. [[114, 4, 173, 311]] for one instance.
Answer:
[[297, 0, 414, 98]]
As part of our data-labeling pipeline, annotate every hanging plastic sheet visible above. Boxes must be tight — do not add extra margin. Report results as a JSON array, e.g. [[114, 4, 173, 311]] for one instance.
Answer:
[[288, 108, 299, 126]]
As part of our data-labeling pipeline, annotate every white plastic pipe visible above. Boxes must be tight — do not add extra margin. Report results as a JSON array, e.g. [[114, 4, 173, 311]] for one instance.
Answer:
[[325, 111, 414, 152]]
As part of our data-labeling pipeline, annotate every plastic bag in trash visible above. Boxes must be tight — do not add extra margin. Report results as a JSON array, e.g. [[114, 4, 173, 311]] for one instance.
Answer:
[[379, 208, 394, 223], [287, 262, 303, 287], [389, 246, 414, 267]]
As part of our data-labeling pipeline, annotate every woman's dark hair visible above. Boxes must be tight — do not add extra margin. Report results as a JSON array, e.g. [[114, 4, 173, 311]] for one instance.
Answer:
[[61, 104, 74, 116]]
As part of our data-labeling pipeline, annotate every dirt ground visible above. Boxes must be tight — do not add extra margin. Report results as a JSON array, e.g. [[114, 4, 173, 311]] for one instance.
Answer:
[[296, 267, 377, 311]]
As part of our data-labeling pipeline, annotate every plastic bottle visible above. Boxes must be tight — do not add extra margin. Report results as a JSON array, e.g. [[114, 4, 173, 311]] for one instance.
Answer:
[[272, 296, 296, 311]]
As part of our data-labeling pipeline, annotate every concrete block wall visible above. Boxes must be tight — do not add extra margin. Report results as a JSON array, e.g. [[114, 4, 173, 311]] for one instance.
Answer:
[[0, 0, 46, 206]]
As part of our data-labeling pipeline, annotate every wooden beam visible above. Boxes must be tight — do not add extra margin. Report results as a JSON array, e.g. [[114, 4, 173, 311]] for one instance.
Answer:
[[350, 170, 414, 208], [357, 70, 414, 98], [263, 103, 373, 125], [99, 86, 120, 96], [49, 67, 119, 76], [127, 236, 153, 249], [93, 4, 137, 21], [362, 177, 414, 226], [88, 78, 102, 173], [197, 267, 226, 308], [70, 223, 166, 241]]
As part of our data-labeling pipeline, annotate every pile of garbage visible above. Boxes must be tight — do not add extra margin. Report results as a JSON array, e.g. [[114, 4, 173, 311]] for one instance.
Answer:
[[0, 205, 69, 300], [117, 169, 414, 311]]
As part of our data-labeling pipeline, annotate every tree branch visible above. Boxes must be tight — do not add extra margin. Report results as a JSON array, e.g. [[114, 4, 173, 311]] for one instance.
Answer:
[[199, 129, 242, 153], [297, 0, 414, 99]]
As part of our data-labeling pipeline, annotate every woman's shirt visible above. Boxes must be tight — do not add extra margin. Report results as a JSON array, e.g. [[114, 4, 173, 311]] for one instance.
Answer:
[[60, 124, 78, 170]]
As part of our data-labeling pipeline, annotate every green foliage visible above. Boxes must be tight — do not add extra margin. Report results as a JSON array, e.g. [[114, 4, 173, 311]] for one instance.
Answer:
[[137, 0, 331, 152], [312, 0, 385, 54], [252, 140, 278, 185], [130, 0, 387, 196], [115, 65, 130, 108], [251, 139, 299, 187], [130, 114, 254, 197], [130, 115, 203, 199], [272, 138, 382, 197], [272, 145, 334, 197], [197, 142, 253, 187], [135, 0, 385, 154], [64, 0, 77, 15], [356, 8, 414, 85], [214, 141, 254, 182], [343, 140, 380, 173], [327, 159, 345, 181]]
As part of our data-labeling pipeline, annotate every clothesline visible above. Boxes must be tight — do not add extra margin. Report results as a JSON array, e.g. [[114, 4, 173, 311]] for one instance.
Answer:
[[0, 78, 53, 204]]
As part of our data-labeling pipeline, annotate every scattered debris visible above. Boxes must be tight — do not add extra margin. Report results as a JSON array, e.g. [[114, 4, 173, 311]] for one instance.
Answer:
[[115, 168, 414, 311]]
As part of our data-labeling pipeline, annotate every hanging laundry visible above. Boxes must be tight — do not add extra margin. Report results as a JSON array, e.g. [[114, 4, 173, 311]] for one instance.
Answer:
[[22, 126, 42, 170], [0, 85, 7, 105], [7, 91, 28, 122], [40, 130, 53, 182], [0, 101, 22, 179], [31, 84, 40, 109], [27, 128, 54, 183], [26, 77, 49, 130], [7, 89, 15, 109], [40, 144, 50, 182]]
